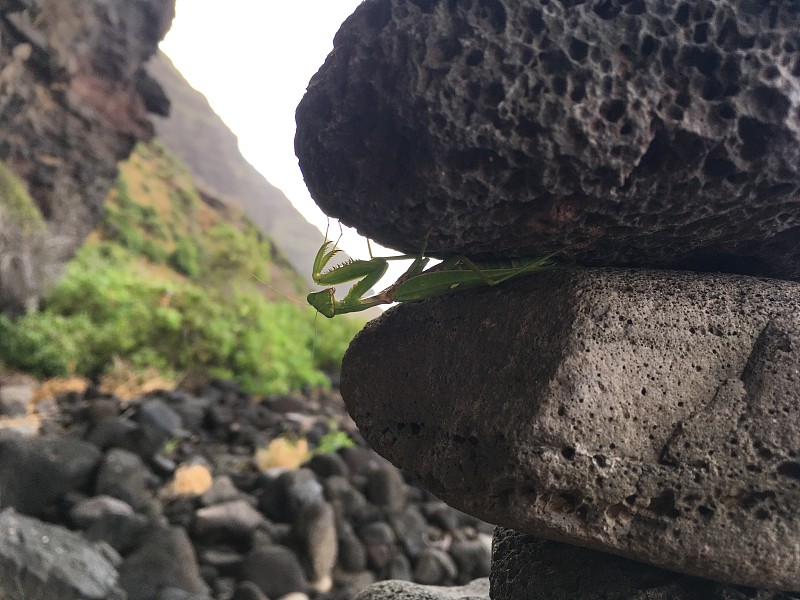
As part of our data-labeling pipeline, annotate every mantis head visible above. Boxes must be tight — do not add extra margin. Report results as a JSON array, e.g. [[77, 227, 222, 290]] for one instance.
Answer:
[[307, 288, 336, 318]]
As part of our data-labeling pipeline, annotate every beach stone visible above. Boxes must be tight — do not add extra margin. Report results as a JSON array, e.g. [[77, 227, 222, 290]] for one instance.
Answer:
[[0, 383, 33, 417], [296, 0, 800, 281], [70, 495, 148, 554], [414, 548, 458, 585], [359, 521, 398, 572], [295, 500, 338, 583], [354, 577, 489, 600], [119, 526, 209, 600], [325, 475, 369, 521], [200, 474, 252, 506], [0, 431, 102, 516], [0, 508, 125, 600], [338, 520, 368, 572], [194, 499, 265, 542], [231, 581, 269, 600], [342, 267, 800, 589], [389, 552, 413, 582], [95, 447, 159, 515], [335, 570, 378, 598], [240, 544, 308, 599], [449, 538, 491, 585], [389, 506, 429, 560], [490, 528, 798, 600], [306, 451, 350, 479], [366, 463, 408, 512], [260, 468, 324, 522]]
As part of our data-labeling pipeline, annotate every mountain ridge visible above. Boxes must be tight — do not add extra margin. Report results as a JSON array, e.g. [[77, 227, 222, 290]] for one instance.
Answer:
[[146, 51, 324, 287]]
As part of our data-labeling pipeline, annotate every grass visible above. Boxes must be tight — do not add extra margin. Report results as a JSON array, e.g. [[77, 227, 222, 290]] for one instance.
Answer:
[[0, 142, 365, 394]]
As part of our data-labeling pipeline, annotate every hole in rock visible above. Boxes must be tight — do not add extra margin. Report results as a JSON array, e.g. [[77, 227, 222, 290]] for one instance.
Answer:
[[647, 489, 680, 518], [777, 462, 800, 480], [568, 38, 589, 61]]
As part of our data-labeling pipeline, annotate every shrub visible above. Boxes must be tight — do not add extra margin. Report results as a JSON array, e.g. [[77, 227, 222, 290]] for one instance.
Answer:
[[169, 237, 201, 277], [0, 244, 364, 394]]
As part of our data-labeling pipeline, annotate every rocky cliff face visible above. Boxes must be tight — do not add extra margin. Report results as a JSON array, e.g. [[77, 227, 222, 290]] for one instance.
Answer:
[[0, 0, 175, 314]]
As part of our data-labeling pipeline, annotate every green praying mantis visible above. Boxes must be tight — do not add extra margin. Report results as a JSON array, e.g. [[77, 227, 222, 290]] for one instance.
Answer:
[[306, 230, 561, 318]]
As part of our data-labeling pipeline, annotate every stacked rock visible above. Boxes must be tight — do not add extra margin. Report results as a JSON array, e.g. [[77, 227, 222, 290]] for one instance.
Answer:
[[295, 1, 800, 598]]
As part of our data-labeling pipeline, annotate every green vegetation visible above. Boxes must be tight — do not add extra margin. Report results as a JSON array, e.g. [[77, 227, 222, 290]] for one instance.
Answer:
[[0, 142, 364, 394], [313, 428, 356, 455], [0, 161, 45, 233]]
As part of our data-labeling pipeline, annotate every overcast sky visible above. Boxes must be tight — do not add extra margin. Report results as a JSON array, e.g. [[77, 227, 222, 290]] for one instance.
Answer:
[[159, 0, 399, 269]]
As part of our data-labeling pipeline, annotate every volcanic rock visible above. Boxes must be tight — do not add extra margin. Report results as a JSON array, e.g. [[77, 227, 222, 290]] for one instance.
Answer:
[[490, 528, 797, 600], [0, 508, 125, 600], [296, 0, 800, 280], [353, 577, 489, 600], [341, 267, 800, 589], [0, 431, 102, 515], [118, 526, 210, 600], [240, 544, 308, 599]]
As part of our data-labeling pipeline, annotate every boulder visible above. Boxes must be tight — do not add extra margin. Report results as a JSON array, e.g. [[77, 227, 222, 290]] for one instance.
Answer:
[[95, 447, 159, 516], [296, 0, 800, 281], [0, 431, 102, 515], [240, 544, 308, 599], [341, 267, 800, 589], [0, 508, 125, 600], [118, 526, 209, 600]]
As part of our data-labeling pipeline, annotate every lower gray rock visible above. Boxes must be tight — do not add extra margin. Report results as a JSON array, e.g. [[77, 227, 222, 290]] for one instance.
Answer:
[[354, 578, 489, 600], [491, 528, 798, 600], [342, 268, 800, 590], [0, 508, 125, 600]]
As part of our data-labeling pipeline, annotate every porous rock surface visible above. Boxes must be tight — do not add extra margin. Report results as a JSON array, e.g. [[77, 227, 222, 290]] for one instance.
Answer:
[[354, 577, 488, 600], [296, 0, 800, 280], [491, 528, 797, 600], [341, 267, 800, 590], [0, 0, 174, 314]]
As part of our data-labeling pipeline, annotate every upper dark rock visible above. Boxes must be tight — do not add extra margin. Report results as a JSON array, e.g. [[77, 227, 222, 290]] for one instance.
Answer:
[[296, 0, 800, 280]]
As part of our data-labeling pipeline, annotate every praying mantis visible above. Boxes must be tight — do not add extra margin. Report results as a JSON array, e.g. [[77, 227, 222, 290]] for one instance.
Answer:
[[306, 231, 560, 318]]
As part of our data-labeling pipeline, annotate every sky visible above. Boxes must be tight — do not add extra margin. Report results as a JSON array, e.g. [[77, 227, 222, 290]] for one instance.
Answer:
[[159, 0, 411, 285]]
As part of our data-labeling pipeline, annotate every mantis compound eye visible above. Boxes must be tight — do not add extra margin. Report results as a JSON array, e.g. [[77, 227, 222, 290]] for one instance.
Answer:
[[306, 288, 336, 318]]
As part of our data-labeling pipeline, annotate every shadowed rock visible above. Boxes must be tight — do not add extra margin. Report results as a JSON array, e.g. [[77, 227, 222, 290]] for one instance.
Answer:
[[341, 267, 800, 589], [296, 0, 800, 280], [491, 528, 797, 600]]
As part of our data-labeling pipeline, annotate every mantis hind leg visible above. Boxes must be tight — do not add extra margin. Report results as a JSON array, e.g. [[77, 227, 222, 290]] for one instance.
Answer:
[[456, 255, 556, 286]]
